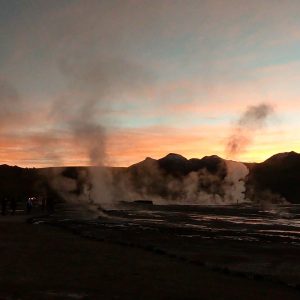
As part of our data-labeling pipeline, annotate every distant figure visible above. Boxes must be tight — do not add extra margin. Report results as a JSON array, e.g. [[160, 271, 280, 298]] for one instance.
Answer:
[[1, 197, 8, 215], [10, 197, 17, 215], [26, 198, 33, 214]]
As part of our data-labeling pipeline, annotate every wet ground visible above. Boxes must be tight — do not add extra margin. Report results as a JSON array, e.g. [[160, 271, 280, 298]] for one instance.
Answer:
[[34, 203, 300, 289], [3, 217, 300, 300]]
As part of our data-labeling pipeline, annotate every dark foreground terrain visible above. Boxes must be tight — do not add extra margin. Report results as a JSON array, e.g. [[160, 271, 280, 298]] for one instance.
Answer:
[[1, 205, 300, 300]]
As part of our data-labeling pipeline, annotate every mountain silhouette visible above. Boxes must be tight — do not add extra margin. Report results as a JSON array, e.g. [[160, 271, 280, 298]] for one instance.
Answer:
[[248, 151, 300, 203], [1, 151, 300, 204]]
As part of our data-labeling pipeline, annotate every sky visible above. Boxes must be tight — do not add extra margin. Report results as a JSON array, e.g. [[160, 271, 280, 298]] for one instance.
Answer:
[[1, 0, 300, 167]]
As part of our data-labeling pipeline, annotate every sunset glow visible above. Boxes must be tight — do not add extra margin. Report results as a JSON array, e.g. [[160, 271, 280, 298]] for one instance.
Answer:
[[1, 1, 300, 167]]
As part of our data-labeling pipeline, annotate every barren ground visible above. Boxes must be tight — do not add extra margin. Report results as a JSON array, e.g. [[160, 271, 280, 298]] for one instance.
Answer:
[[0, 213, 299, 299]]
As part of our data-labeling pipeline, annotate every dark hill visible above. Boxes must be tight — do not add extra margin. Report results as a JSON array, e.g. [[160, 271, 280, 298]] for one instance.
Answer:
[[249, 151, 300, 203], [129, 153, 226, 177], [158, 153, 189, 175], [0, 165, 46, 201], [188, 155, 225, 174]]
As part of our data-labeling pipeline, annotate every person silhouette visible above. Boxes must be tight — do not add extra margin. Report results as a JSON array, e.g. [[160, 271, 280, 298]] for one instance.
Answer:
[[26, 197, 33, 214]]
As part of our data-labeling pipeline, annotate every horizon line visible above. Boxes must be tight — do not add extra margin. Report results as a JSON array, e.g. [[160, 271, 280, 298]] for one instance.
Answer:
[[1, 150, 298, 169]]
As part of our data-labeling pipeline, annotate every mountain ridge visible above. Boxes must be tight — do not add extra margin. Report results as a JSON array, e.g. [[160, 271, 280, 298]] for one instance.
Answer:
[[1, 151, 300, 203]]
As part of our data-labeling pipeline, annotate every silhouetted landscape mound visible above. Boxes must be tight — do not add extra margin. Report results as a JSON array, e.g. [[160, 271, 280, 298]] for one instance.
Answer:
[[158, 153, 225, 176], [248, 151, 300, 203], [129, 153, 225, 176]]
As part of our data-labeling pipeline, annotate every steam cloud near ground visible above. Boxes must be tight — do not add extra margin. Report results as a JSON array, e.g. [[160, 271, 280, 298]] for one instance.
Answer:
[[113, 159, 250, 205]]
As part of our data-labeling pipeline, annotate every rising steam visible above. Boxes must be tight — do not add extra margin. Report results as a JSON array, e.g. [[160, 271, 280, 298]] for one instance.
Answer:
[[221, 103, 275, 206], [45, 56, 153, 211], [226, 103, 274, 158]]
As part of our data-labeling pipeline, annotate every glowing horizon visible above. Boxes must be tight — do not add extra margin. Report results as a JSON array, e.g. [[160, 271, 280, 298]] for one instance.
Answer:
[[1, 1, 300, 168]]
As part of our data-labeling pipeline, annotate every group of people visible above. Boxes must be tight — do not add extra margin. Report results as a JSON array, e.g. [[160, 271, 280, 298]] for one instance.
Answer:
[[1, 195, 54, 216]]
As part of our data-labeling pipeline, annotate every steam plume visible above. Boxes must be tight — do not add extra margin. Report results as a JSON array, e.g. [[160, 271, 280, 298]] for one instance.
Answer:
[[46, 56, 153, 211], [226, 103, 274, 158], [224, 160, 249, 204]]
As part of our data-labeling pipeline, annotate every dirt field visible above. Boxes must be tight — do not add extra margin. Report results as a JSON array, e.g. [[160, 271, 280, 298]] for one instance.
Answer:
[[0, 215, 299, 300]]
